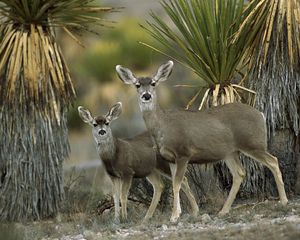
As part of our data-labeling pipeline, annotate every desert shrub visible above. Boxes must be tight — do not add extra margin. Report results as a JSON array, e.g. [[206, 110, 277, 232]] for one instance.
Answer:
[[79, 41, 122, 82], [61, 168, 105, 215]]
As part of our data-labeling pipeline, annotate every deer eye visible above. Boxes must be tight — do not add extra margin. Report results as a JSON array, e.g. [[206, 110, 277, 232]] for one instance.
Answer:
[[104, 121, 109, 126], [93, 123, 97, 127], [150, 81, 156, 87], [135, 83, 141, 88]]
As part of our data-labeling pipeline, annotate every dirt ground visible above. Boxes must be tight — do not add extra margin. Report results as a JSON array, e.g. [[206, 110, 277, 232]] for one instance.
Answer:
[[2, 196, 300, 240]]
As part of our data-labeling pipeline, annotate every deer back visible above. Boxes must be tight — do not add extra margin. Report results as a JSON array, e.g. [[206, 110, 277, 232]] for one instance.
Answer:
[[144, 103, 267, 164]]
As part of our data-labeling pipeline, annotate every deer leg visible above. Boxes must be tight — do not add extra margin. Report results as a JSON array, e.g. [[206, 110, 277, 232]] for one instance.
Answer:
[[170, 159, 189, 222], [120, 177, 132, 221], [246, 150, 288, 205], [143, 171, 164, 222], [219, 152, 245, 216], [181, 177, 199, 216], [156, 170, 199, 216], [111, 177, 121, 223]]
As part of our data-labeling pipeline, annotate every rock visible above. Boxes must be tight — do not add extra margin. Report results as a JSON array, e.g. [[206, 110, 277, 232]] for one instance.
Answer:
[[254, 214, 263, 220], [201, 214, 212, 224], [96, 232, 102, 237], [162, 224, 168, 231], [73, 234, 86, 240], [83, 230, 94, 238]]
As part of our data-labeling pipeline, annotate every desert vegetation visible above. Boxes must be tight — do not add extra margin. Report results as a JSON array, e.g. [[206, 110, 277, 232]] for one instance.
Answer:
[[0, 0, 299, 239]]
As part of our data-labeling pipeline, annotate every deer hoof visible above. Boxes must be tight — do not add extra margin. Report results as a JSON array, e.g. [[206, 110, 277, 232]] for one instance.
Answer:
[[141, 217, 150, 224], [218, 209, 229, 217], [280, 199, 288, 206], [191, 206, 199, 217], [170, 214, 180, 223], [113, 218, 120, 225]]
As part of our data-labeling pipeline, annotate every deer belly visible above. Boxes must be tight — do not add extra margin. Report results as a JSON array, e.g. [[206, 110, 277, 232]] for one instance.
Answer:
[[189, 149, 226, 164]]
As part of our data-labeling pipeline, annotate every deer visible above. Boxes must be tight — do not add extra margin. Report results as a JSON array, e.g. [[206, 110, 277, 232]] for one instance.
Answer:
[[116, 61, 288, 222], [78, 102, 199, 223]]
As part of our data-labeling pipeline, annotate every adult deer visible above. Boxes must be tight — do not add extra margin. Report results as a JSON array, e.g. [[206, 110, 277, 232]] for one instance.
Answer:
[[116, 61, 288, 222], [78, 102, 198, 223]]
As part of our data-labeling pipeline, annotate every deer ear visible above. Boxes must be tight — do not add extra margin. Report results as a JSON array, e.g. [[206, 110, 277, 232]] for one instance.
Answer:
[[106, 102, 122, 122], [78, 106, 94, 126], [116, 65, 137, 85], [153, 60, 174, 83]]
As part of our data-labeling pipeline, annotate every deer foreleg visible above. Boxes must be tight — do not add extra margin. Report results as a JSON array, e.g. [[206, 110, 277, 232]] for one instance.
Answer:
[[170, 158, 189, 222], [120, 177, 132, 221], [111, 177, 121, 223]]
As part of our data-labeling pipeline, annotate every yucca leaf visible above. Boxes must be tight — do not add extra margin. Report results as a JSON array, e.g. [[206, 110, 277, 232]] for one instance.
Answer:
[[144, 0, 261, 86]]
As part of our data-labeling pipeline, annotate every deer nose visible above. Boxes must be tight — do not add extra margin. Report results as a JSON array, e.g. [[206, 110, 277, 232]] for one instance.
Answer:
[[99, 129, 106, 135], [142, 92, 152, 101]]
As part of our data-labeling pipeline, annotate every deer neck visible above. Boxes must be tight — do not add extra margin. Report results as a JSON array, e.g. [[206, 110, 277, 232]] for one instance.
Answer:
[[141, 101, 164, 149], [96, 135, 116, 161]]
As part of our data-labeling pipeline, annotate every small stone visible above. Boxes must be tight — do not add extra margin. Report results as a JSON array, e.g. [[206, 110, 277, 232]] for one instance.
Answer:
[[83, 230, 94, 238], [162, 224, 168, 231], [201, 214, 212, 224], [178, 222, 184, 227], [73, 234, 85, 240], [253, 214, 263, 220]]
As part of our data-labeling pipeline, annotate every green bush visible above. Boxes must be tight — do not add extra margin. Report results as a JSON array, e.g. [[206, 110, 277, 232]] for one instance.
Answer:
[[79, 41, 121, 82], [78, 18, 165, 83]]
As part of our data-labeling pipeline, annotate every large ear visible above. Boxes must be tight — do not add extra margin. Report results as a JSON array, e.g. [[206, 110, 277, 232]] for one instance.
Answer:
[[78, 106, 94, 126], [116, 65, 137, 85], [153, 60, 174, 83], [106, 102, 122, 122]]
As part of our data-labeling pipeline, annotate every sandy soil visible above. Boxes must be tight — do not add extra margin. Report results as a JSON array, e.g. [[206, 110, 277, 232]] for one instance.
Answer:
[[4, 196, 300, 240]]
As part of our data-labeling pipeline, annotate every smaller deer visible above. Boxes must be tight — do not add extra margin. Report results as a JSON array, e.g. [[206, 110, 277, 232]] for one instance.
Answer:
[[78, 102, 198, 222], [116, 61, 288, 222]]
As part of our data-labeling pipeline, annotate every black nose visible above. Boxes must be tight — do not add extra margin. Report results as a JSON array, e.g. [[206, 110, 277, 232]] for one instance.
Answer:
[[142, 92, 152, 101], [99, 129, 106, 135]]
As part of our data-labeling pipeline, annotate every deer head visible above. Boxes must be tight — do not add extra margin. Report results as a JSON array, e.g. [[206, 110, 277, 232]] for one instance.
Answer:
[[78, 102, 122, 144], [116, 61, 174, 111]]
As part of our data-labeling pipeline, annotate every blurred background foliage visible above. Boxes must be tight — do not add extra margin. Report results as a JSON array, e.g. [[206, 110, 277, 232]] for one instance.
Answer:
[[77, 18, 165, 83], [65, 24, 203, 134]]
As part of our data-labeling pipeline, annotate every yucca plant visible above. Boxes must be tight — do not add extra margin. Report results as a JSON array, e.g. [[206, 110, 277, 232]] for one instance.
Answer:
[[236, 0, 300, 135], [142, 0, 273, 200], [142, 0, 263, 109], [0, 0, 114, 221], [235, 0, 300, 193]]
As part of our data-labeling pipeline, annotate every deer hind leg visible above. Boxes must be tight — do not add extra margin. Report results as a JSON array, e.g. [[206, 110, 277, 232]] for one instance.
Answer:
[[219, 152, 245, 216], [143, 170, 164, 222], [170, 158, 189, 222], [181, 177, 199, 216], [111, 177, 121, 223], [246, 150, 288, 205], [120, 177, 133, 221]]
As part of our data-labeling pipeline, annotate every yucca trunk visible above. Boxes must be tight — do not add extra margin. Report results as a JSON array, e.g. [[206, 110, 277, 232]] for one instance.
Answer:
[[244, 0, 300, 195], [0, 22, 75, 221], [0, 0, 113, 221]]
